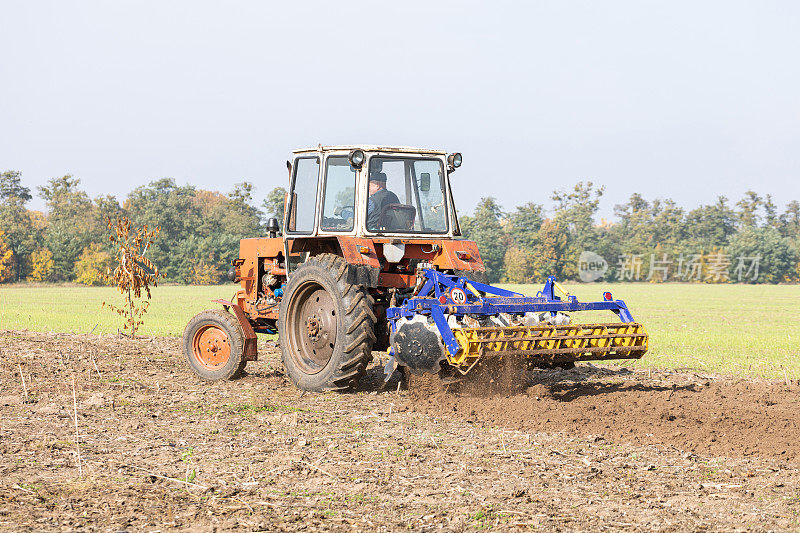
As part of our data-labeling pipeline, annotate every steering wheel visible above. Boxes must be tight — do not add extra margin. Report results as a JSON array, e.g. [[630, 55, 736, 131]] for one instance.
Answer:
[[338, 206, 354, 220]]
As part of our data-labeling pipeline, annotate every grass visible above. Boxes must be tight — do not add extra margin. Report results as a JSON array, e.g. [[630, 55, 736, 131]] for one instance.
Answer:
[[0, 283, 237, 337], [0, 281, 798, 378]]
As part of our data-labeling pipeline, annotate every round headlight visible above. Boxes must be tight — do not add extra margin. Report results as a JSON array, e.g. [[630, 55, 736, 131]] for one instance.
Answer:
[[349, 149, 365, 168], [448, 152, 462, 169]]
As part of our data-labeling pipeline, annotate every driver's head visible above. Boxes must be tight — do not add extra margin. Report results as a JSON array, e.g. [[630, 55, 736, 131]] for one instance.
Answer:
[[369, 172, 387, 196]]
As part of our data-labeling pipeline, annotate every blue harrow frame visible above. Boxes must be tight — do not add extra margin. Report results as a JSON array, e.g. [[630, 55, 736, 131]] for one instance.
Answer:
[[386, 270, 640, 359]]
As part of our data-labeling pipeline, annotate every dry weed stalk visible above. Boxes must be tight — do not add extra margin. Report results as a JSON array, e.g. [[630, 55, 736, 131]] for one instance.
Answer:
[[71, 375, 82, 478], [102, 217, 160, 338], [18, 364, 28, 403]]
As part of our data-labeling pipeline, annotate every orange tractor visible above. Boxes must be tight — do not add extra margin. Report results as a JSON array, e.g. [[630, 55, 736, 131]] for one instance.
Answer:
[[183, 146, 648, 391]]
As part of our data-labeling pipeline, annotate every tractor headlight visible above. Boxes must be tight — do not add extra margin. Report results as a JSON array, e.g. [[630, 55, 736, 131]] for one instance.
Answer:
[[448, 152, 462, 170], [349, 149, 365, 168]]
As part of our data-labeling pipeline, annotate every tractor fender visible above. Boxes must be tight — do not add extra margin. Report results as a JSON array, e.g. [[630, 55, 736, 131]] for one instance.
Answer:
[[334, 237, 381, 287], [212, 299, 258, 361]]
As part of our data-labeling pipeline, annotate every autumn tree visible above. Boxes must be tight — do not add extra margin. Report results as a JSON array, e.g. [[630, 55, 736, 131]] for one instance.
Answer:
[[0, 170, 40, 279], [75, 243, 113, 286], [28, 249, 54, 282], [104, 217, 160, 337], [0, 229, 14, 282]]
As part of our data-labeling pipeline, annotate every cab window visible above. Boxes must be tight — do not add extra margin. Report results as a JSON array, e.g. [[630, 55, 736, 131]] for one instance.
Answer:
[[320, 156, 356, 232], [287, 157, 319, 233], [366, 156, 448, 234]]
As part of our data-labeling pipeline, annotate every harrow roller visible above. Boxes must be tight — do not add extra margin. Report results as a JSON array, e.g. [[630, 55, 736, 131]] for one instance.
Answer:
[[449, 323, 648, 372]]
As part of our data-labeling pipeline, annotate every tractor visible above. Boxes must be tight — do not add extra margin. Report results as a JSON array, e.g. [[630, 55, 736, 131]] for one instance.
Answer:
[[183, 145, 648, 391]]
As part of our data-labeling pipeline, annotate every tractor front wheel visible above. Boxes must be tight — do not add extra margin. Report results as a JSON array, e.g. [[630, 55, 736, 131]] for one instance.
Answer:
[[183, 309, 247, 381], [278, 254, 375, 391]]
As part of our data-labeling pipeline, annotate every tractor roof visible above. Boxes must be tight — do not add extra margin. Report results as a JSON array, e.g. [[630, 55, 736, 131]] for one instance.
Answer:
[[293, 145, 447, 156]]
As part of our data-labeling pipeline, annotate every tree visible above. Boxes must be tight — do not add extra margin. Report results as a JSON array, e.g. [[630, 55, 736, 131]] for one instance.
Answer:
[[28, 249, 54, 282], [779, 201, 800, 239], [550, 182, 605, 279], [735, 191, 764, 228], [0, 171, 40, 279], [189, 183, 263, 281], [75, 243, 113, 286], [461, 197, 507, 282], [0, 170, 31, 203], [125, 178, 199, 281], [527, 219, 570, 282], [188, 259, 222, 285], [104, 217, 161, 337], [726, 227, 798, 283], [0, 229, 14, 282], [502, 246, 533, 283], [685, 196, 737, 252], [38, 175, 97, 281], [506, 202, 544, 250], [263, 187, 287, 229]]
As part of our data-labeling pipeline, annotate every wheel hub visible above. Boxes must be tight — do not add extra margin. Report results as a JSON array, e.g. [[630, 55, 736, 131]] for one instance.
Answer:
[[192, 325, 231, 370], [306, 316, 322, 340], [286, 282, 339, 374]]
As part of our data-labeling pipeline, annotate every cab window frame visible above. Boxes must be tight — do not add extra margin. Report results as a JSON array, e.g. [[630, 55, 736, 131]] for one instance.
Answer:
[[319, 154, 358, 233], [285, 155, 321, 236], [363, 154, 450, 235]]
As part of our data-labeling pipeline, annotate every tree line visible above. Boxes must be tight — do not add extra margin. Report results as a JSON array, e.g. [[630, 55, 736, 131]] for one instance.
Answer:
[[0, 171, 284, 284], [0, 170, 798, 284], [461, 183, 800, 284]]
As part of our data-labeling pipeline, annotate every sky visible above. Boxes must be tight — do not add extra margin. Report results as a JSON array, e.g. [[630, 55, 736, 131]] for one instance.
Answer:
[[1, 1, 798, 220]]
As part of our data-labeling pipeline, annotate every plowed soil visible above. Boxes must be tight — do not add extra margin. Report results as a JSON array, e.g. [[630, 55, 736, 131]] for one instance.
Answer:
[[409, 362, 800, 460], [2, 329, 800, 531]]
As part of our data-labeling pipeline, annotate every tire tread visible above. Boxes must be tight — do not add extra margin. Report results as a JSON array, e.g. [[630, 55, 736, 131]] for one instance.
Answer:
[[278, 253, 375, 391]]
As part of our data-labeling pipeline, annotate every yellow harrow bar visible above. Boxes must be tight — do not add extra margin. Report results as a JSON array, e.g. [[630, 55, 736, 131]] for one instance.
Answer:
[[449, 323, 648, 374]]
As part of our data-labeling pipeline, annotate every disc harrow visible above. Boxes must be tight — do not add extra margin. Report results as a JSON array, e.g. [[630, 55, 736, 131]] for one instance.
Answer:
[[385, 270, 648, 379]]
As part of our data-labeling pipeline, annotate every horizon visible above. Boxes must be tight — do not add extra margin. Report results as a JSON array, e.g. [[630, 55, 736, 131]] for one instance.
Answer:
[[6, 170, 796, 223]]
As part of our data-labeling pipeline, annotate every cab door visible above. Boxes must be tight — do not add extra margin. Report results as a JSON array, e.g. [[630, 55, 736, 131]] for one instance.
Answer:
[[285, 156, 320, 235]]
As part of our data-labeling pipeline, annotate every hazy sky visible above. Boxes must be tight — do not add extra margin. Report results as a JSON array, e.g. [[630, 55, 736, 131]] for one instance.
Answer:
[[2, 1, 798, 220]]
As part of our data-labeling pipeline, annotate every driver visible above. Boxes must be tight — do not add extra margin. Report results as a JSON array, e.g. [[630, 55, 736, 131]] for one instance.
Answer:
[[367, 172, 400, 229]]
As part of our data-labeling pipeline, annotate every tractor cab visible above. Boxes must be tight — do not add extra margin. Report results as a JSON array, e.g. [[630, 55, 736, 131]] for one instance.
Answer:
[[285, 146, 462, 238]]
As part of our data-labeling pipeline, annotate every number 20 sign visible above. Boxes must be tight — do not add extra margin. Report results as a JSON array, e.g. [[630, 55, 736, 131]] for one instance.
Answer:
[[449, 287, 467, 304]]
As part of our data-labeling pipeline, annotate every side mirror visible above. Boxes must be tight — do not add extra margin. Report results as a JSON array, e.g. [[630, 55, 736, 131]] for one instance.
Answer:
[[419, 173, 431, 192]]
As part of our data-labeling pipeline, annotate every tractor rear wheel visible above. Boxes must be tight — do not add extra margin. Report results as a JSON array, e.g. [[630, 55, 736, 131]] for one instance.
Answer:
[[183, 309, 247, 381], [278, 254, 376, 391]]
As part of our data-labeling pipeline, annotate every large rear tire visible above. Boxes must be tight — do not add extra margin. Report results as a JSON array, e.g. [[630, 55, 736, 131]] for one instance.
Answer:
[[183, 309, 247, 381], [278, 254, 376, 392]]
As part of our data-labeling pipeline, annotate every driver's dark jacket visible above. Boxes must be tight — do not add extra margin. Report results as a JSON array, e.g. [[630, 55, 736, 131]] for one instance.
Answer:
[[367, 188, 400, 229]]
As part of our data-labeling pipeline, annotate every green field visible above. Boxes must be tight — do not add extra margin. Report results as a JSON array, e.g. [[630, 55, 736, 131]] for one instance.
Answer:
[[0, 284, 237, 337], [1, 282, 798, 378]]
